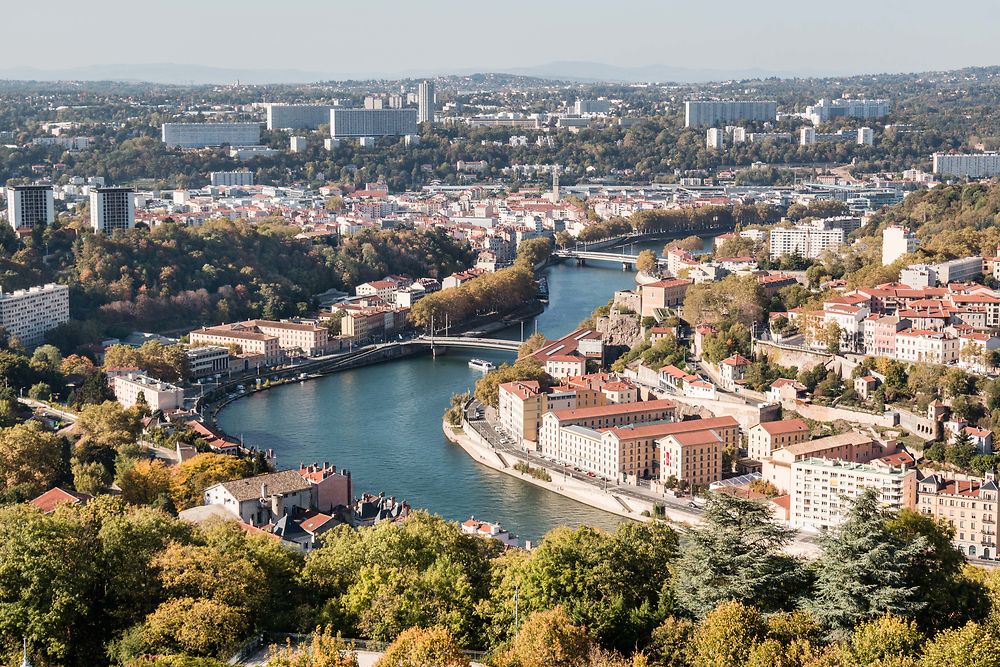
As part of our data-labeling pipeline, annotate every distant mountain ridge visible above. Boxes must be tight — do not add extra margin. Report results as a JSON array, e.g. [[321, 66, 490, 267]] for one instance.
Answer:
[[0, 61, 858, 86]]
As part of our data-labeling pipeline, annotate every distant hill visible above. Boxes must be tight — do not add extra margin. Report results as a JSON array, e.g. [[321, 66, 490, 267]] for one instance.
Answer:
[[0, 61, 853, 86]]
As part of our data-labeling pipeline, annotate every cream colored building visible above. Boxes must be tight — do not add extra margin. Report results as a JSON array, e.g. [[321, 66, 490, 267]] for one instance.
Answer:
[[244, 320, 329, 357], [789, 458, 916, 531], [917, 473, 998, 560], [113, 373, 185, 411], [762, 430, 891, 493], [747, 419, 810, 462], [0, 283, 69, 348], [498, 380, 546, 448], [893, 329, 959, 365], [660, 429, 724, 488], [190, 325, 284, 366]]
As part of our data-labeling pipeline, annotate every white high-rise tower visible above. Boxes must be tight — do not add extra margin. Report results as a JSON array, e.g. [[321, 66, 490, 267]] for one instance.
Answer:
[[418, 81, 435, 124]]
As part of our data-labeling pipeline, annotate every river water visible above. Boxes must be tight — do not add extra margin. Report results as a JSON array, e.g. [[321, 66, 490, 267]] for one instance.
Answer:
[[217, 238, 711, 542]]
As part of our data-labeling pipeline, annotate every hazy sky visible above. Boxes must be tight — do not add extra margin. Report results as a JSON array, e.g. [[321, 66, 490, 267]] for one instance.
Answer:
[[3, 0, 999, 76]]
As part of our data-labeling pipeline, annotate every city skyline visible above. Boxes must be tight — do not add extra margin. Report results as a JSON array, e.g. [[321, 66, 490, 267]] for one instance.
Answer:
[[2, 0, 999, 83]]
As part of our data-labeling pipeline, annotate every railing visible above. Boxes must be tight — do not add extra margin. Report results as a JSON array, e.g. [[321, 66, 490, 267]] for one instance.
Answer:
[[236, 633, 488, 662]]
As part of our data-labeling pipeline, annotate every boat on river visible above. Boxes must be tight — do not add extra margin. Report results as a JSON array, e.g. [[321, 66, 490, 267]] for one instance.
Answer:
[[468, 358, 495, 372]]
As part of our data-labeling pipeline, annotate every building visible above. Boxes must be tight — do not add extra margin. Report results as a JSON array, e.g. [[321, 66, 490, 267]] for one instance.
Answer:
[[858, 127, 874, 146], [194, 319, 328, 358], [6, 185, 54, 230], [574, 99, 610, 115], [800, 127, 816, 146], [747, 419, 810, 462], [266, 103, 335, 130], [190, 324, 284, 367], [30, 487, 92, 514], [185, 345, 231, 379], [640, 279, 691, 318], [789, 458, 916, 531], [161, 123, 261, 149], [498, 380, 547, 448], [718, 353, 751, 390], [684, 100, 777, 128], [209, 171, 254, 187], [732, 127, 747, 143], [933, 256, 982, 284], [806, 98, 890, 124], [112, 373, 185, 411], [769, 224, 845, 260], [290, 136, 307, 153], [932, 153, 1000, 178], [893, 329, 960, 364], [659, 429, 724, 488], [203, 469, 314, 528], [418, 81, 435, 124], [89, 187, 135, 233], [917, 474, 998, 560], [706, 128, 724, 149], [763, 430, 890, 493], [882, 225, 917, 266], [0, 283, 69, 348], [529, 329, 604, 378], [330, 109, 418, 138]]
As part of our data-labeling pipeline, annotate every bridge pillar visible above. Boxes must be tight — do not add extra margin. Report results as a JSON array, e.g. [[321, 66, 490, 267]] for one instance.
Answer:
[[622, 261, 632, 271], [576, 258, 585, 267]]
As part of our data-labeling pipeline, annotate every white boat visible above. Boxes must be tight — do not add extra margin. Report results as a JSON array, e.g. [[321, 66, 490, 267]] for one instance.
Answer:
[[468, 358, 495, 372]]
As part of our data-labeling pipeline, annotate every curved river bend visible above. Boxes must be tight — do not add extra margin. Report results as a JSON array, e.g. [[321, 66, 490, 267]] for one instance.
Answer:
[[218, 239, 710, 542]]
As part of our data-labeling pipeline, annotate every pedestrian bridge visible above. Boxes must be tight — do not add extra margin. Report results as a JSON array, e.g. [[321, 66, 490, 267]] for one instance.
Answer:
[[410, 336, 521, 352], [553, 248, 668, 269]]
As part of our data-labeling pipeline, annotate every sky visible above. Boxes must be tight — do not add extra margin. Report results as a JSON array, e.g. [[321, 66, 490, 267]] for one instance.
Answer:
[[2, 0, 999, 78]]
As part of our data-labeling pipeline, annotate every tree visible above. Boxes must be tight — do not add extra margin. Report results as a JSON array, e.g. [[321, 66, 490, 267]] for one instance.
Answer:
[[0, 421, 66, 499], [682, 275, 765, 328], [636, 250, 658, 275], [845, 615, 924, 666], [918, 622, 1000, 665], [689, 601, 765, 667], [671, 493, 801, 618], [118, 458, 174, 506], [806, 490, 934, 639], [518, 332, 547, 358], [374, 626, 469, 667], [137, 597, 249, 658], [947, 430, 977, 469], [497, 607, 590, 667], [475, 359, 554, 408], [170, 453, 255, 510], [72, 459, 110, 495], [266, 627, 358, 667], [645, 617, 694, 667], [75, 400, 144, 452], [31, 344, 62, 370]]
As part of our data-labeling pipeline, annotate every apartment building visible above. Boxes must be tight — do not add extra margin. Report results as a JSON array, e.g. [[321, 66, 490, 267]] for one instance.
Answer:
[[769, 224, 845, 260], [6, 185, 54, 230], [498, 380, 547, 448], [684, 100, 777, 128], [932, 152, 1000, 178], [265, 104, 336, 130], [881, 225, 917, 266], [418, 81, 435, 124], [330, 109, 418, 138], [209, 171, 254, 187], [161, 123, 261, 148], [89, 187, 135, 232], [747, 419, 810, 462], [706, 128, 724, 149], [763, 431, 890, 493], [917, 474, 998, 560], [0, 283, 69, 348], [893, 329, 960, 365], [112, 373, 185, 411], [789, 458, 916, 531], [806, 98, 890, 124]]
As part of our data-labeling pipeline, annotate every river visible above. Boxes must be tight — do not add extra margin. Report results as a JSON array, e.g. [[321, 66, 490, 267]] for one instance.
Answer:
[[217, 238, 712, 542]]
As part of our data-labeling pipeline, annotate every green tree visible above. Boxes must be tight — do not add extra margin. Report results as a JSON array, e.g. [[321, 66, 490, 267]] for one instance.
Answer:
[[72, 459, 110, 495], [671, 493, 801, 618], [947, 430, 977, 469], [918, 622, 1000, 666], [518, 332, 547, 358], [845, 615, 924, 666], [806, 490, 934, 639], [645, 617, 694, 667], [0, 421, 66, 499], [137, 597, 249, 658]]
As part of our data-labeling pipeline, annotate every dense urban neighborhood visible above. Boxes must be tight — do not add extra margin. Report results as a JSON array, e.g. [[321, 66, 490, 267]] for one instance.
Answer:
[[8, 22, 1000, 666]]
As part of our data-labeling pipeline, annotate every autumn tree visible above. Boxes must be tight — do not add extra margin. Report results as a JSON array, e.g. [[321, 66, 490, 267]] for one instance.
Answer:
[[266, 626, 358, 667], [374, 626, 469, 667], [117, 458, 174, 506], [0, 421, 66, 499], [636, 250, 658, 275], [497, 607, 590, 667], [689, 601, 766, 667], [170, 453, 255, 510]]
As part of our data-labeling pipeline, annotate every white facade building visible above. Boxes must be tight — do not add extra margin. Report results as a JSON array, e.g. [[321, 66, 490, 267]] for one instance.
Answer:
[[209, 171, 254, 187], [330, 109, 418, 138], [112, 373, 185, 411], [800, 127, 816, 146], [858, 127, 874, 146], [932, 153, 1000, 178], [790, 458, 916, 531], [706, 128, 724, 149], [290, 136, 307, 153], [6, 185, 54, 230], [162, 123, 261, 149], [89, 187, 135, 233], [0, 283, 69, 348], [769, 225, 845, 260], [418, 81, 435, 124], [882, 225, 917, 266], [806, 98, 890, 125]]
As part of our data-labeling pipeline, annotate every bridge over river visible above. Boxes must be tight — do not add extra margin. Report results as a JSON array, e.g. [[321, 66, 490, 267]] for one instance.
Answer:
[[553, 247, 669, 270]]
